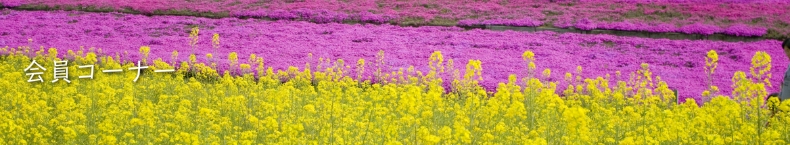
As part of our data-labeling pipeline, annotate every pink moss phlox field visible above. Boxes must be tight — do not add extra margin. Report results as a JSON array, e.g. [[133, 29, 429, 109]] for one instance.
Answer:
[[458, 18, 544, 27], [575, 0, 788, 2], [4, 0, 786, 37], [574, 18, 597, 31], [0, 10, 785, 104], [724, 24, 768, 37], [679, 23, 722, 36]]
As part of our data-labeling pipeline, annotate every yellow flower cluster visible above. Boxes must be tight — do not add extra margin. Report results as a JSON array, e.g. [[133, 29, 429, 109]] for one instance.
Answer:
[[1, 46, 790, 145]]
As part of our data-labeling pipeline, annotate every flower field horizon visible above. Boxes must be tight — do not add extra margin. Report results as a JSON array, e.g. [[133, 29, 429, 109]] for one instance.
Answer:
[[3, 1, 790, 144], [3, 0, 790, 39]]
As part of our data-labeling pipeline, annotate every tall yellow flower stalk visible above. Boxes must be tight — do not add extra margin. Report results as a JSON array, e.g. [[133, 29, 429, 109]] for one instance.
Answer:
[[229, 52, 238, 74], [139, 46, 150, 65], [189, 27, 200, 51], [429, 51, 444, 73], [523, 50, 536, 78], [171, 50, 178, 68], [428, 51, 444, 82], [206, 53, 215, 69], [703, 50, 719, 102], [189, 27, 199, 70], [211, 33, 220, 67], [375, 50, 385, 83], [751, 51, 772, 88], [357, 58, 365, 81]]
